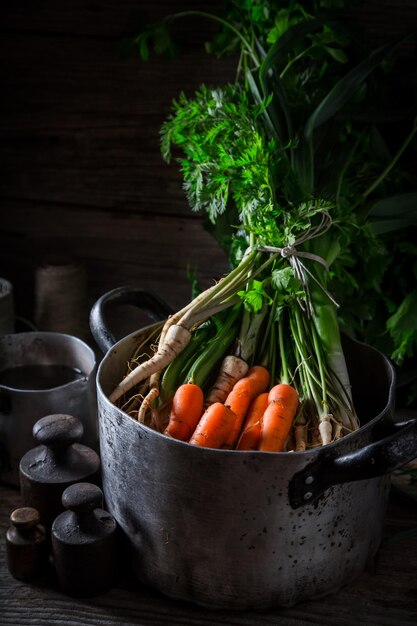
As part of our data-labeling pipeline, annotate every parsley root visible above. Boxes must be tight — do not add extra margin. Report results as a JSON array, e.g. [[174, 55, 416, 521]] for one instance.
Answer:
[[109, 324, 192, 404], [205, 355, 249, 406]]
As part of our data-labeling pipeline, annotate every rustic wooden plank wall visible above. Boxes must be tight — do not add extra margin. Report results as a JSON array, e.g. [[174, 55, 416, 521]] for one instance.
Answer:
[[0, 0, 236, 335], [0, 1, 416, 341]]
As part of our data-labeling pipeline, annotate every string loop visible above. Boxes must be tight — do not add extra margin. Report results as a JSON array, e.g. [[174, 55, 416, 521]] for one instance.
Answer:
[[253, 212, 339, 313]]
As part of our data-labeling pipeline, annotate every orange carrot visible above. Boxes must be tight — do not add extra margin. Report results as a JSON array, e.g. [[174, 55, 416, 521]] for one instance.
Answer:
[[189, 402, 236, 448], [236, 392, 269, 450], [164, 383, 204, 441], [223, 365, 270, 449], [258, 383, 299, 452]]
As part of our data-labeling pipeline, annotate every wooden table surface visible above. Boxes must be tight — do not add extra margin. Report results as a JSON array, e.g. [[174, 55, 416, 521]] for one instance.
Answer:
[[0, 483, 416, 626]]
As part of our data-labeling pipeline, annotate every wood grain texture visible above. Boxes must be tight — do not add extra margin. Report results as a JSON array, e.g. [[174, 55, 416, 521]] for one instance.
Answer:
[[1, 0, 417, 327], [0, 484, 416, 625], [0, 0, 234, 325], [0, 198, 229, 312]]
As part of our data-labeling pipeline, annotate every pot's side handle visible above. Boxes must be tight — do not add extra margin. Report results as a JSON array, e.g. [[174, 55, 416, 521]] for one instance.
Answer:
[[89, 286, 173, 353], [288, 417, 417, 509]]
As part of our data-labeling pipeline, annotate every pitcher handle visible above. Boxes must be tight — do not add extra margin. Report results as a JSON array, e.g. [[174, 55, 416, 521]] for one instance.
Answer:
[[288, 416, 417, 508], [90, 286, 173, 353]]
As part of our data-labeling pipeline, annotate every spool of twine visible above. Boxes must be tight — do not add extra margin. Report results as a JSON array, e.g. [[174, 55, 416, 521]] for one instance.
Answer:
[[0, 278, 15, 335], [34, 261, 89, 341]]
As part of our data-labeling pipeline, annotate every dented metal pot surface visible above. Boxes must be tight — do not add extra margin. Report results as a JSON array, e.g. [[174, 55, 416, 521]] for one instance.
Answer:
[[91, 287, 417, 610]]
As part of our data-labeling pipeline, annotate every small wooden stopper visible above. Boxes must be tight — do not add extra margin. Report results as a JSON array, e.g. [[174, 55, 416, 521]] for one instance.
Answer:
[[6, 507, 48, 581]]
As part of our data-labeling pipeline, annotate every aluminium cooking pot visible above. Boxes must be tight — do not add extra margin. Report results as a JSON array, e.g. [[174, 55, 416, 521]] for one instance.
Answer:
[[90, 286, 417, 610]]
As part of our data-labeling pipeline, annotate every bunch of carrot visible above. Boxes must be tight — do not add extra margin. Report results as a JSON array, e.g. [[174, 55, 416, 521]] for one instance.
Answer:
[[164, 365, 300, 452], [110, 256, 358, 449]]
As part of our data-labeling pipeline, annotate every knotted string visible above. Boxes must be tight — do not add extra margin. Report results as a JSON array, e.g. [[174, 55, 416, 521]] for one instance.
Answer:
[[246, 212, 339, 314]]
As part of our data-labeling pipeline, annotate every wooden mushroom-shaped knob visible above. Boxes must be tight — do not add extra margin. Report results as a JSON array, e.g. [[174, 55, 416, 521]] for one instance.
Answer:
[[51, 483, 118, 597], [19, 414, 101, 528], [5, 507, 48, 581]]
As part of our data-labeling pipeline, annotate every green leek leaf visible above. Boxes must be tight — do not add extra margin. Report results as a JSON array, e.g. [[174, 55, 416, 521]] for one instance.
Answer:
[[304, 37, 401, 142], [367, 192, 417, 218], [370, 217, 417, 235], [387, 290, 417, 364], [246, 69, 279, 141]]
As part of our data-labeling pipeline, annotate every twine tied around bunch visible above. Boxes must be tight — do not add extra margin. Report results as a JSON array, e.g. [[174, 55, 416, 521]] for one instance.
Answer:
[[249, 211, 339, 314]]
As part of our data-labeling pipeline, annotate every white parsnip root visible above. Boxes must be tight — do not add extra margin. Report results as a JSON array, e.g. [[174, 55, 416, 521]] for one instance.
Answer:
[[137, 386, 159, 424], [294, 416, 308, 452], [205, 355, 249, 406], [318, 414, 332, 446], [109, 324, 192, 403]]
